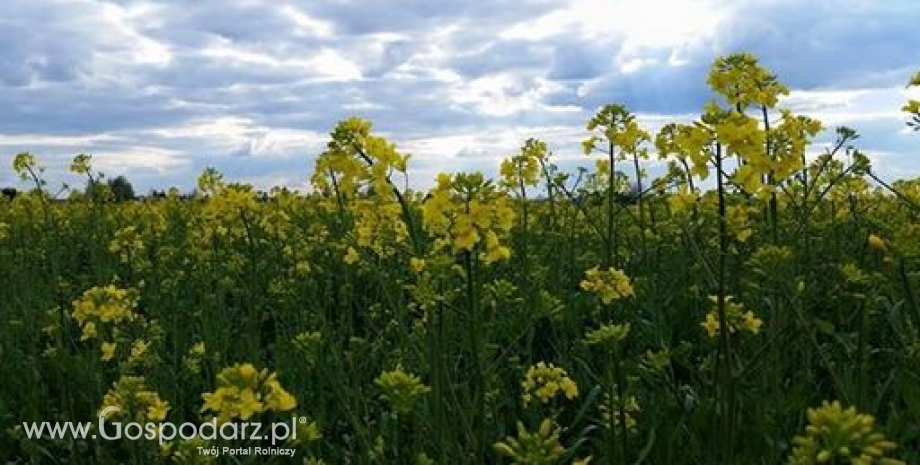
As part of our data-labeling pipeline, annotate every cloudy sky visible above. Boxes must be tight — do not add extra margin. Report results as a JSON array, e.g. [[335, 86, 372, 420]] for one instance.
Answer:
[[0, 0, 918, 192]]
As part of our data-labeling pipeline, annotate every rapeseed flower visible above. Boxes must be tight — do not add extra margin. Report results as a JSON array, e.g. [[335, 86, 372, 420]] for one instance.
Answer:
[[700, 296, 763, 338], [201, 363, 297, 423], [584, 323, 630, 347], [71, 285, 138, 327], [580, 266, 635, 304], [99, 376, 170, 424], [788, 400, 904, 465], [493, 418, 566, 465], [374, 365, 431, 414], [421, 172, 515, 264], [521, 362, 578, 406], [868, 234, 888, 253], [100, 341, 117, 362]]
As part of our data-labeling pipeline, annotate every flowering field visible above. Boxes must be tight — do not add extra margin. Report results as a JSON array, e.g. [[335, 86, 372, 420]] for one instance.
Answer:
[[1, 55, 919, 464]]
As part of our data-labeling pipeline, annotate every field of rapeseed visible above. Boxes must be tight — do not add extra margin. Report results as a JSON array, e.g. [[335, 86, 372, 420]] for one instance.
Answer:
[[1, 54, 919, 464]]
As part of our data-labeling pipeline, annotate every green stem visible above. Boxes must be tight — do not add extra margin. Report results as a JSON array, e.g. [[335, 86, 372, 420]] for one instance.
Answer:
[[714, 143, 734, 464]]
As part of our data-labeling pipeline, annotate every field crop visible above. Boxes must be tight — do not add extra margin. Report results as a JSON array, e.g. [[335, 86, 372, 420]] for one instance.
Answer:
[[1, 54, 919, 464]]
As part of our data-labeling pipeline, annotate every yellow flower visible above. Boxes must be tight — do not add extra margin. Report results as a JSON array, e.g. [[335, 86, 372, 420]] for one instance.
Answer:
[[375, 365, 431, 414], [237, 389, 263, 420], [409, 257, 426, 273], [521, 362, 578, 406], [71, 285, 138, 327], [701, 313, 720, 338], [868, 234, 888, 253], [190, 341, 206, 357], [147, 398, 169, 422], [789, 401, 904, 465], [584, 323, 630, 347], [264, 375, 297, 412], [99, 376, 169, 424], [493, 418, 566, 463], [668, 187, 698, 214], [481, 231, 511, 264], [452, 217, 480, 251], [344, 247, 360, 265], [101, 341, 117, 362], [201, 363, 296, 423], [421, 172, 515, 264], [80, 321, 97, 341], [743, 311, 763, 334], [129, 340, 150, 364], [580, 266, 635, 304], [700, 296, 763, 338], [70, 153, 92, 175]]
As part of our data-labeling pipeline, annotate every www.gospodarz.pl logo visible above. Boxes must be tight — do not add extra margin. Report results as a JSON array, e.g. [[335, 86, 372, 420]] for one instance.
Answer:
[[24, 406, 307, 447]]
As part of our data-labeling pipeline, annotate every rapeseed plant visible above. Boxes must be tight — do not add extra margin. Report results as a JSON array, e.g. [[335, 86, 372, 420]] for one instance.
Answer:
[[788, 401, 904, 465], [201, 363, 296, 423], [580, 266, 634, 304], [521, 362, 579, 406]]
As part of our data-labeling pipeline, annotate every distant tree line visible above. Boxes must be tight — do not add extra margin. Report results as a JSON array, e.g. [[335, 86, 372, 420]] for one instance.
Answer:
[[2, 175, 137, 202]]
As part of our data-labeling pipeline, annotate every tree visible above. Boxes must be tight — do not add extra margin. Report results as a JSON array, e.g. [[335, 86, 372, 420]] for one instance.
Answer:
[[108, 176, 135, 202], [85, 175, 135, 202], [905, 71, 920, 130], [1, 187, 17, 200]]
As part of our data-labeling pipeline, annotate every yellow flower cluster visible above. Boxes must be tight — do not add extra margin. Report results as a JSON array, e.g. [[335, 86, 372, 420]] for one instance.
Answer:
[[584, 322, 630, 347], [702, 55, 824, 199], [374, 365, 431, 414], [666, 186, 700, 215], [656, 123, 713, 180], [159, 437, 217, 464], [657, 55, 822, 201], [727, 111, 822, 198], [183, 342, 206, 374], [108, 226, 146, 265], [422, 172, 514, 263], [71, 285, 139, 361], [501, 138, 547, 189], [201, 363, 297, 423], [70, 153, 92, 175], [580, 266, 635, 304], [521, 362, 579, 406], [700, 295, 763, 338], [726, 205, 756, 242], [201, 184, 260, 237], [72, 285, 138, 333], [311, 117, 409, 198], [583, 104, 650, 156], [289, 417, 323, 446], [351, 198, 408, 256], [128, 339, 152, 365], [12, 152, 37, 181], [493, 419, 566, 465], [868, 234, 888, 253], [788, 400, 904, 465], [707, 53, 789, 110], [99, 375, 170, 423], [311, 117, 412, 257]]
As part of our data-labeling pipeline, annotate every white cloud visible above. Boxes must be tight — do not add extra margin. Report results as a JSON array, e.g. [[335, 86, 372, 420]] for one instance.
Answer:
[[0, 0, 916, 190], [782, 87, 906, 125], [92, 147, 189, 174], [448, 74, 572, 117], [280, 5, 334, 38]]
